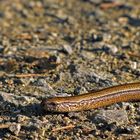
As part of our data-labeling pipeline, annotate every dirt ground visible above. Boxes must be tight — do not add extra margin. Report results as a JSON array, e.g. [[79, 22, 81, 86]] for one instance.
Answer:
[[0, 0, 140, 139]]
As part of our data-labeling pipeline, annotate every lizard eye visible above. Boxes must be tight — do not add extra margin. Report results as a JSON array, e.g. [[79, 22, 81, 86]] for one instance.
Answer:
[[48, 102, 56, 106], [41, 98, 58, 112]]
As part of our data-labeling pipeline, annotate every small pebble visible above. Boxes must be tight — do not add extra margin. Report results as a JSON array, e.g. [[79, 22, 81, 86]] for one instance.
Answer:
[[63, 44, 73, 55], [93, 109, 128, 125], [9, 123, 21, 135]]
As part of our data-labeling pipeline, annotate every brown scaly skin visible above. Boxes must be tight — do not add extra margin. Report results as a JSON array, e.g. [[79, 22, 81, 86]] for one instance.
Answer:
[[41, 82, 140, 112]]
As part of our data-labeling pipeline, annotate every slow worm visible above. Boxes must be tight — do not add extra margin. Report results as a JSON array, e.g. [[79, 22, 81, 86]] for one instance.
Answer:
[[41, 82, 140, 112]]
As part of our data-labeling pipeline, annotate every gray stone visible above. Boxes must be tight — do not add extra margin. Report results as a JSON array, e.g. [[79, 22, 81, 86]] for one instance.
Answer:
[[94, 109, 128, 125], [63, 44, 73, 55]]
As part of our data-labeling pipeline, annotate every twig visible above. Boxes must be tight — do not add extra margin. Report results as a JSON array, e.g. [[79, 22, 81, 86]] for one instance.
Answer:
[[52, 124, 75, 132], [0, 124, 11, 129], [100, 2, 122, 10], [14, 73, 49, 78], [128, 52, 140, 59]]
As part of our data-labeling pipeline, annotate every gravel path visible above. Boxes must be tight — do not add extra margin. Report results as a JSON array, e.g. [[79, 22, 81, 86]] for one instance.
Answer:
[[0, 0, 140, 139]]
